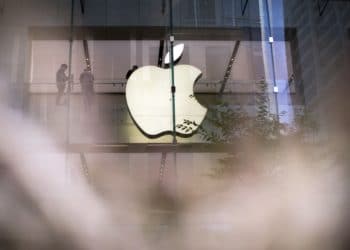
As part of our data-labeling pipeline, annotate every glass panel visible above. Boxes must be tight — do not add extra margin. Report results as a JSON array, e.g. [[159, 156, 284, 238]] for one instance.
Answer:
[[1, 0, 350, 249]]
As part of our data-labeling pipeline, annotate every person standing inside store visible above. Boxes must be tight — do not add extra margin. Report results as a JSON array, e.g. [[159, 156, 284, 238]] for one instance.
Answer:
[[55, 64, 69, 105], [79, 67, 95, 111]]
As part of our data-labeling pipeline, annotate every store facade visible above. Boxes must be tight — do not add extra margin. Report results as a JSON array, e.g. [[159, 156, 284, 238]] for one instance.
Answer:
[[0, 1, 350, 249]]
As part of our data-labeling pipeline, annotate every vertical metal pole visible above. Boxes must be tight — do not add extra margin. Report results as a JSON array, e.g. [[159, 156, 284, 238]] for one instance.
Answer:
[[79, 0, 85, 14], [68, 0, 75, 99], [65, 0, 75, 179], [193, 0, 198, 27], [318, 0, 330, 17], [162, 0, 166, 15], [169, 0, 177, 144], [241, 0, 249, 16], [219, 40, 240, 97], [264, 0, 279, 122], [169, 0, 178, 196]]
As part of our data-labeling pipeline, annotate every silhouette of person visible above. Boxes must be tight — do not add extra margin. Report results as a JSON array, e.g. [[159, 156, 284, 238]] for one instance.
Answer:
[[56, 64, 69, 105], [125, 65, 138, 80], [79, 67, 95, 110]]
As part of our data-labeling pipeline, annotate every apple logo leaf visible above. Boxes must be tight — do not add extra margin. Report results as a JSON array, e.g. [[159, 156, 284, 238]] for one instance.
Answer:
[[164, 43, 185, 65]]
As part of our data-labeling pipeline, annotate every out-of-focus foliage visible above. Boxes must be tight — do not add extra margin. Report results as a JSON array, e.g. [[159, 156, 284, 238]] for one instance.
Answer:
[[178, 79, 319, 178], [179, 79, 318, 144]]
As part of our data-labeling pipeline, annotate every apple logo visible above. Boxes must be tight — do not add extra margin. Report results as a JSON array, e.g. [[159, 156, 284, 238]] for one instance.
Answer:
[[126, 44, 207, 137]]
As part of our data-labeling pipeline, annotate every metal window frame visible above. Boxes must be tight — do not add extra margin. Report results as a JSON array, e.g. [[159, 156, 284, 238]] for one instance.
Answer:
[[317, 0, 330, 16], [241, 0, 249, 16]]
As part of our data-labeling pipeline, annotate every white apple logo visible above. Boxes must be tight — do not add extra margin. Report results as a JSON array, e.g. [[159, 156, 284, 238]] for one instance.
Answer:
[[126, 45, 207, 137]]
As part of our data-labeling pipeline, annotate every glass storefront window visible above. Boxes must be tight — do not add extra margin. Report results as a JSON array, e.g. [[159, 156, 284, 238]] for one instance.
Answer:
[[1, 1, 350, 249]]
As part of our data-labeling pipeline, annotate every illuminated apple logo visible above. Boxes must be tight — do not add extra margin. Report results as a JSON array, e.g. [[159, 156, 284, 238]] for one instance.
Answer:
[[126, 44, 207, 137]]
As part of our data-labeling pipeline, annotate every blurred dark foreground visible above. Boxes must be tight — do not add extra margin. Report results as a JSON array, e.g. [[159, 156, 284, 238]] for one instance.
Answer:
[[0, 95, 349, 250]]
